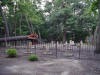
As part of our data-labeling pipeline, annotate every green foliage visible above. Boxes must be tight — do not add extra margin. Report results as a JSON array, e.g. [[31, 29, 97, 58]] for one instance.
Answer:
[[29, 55, 38, 61], [42, 0, 98, 42], [0, 0, 98, 42], [86, 0, 99, 13], [90, 0, 98, 13], [6, 49, 17, 57], [18, 0, 42, 23]]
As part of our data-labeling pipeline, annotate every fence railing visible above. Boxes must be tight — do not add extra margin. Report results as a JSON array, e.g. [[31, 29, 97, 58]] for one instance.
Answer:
[[0, 41, 97, 59]]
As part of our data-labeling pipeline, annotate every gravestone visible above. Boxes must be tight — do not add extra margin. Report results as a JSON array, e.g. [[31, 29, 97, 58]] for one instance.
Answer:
[[64, 52, 73, 57], [63, 41, 68, 47], [31, 45, 35, 48], [24, 41, 33, 54], [80, 40, 83, 45], [70, 40, 75, 46], [57, 41, 59, 45], [51, 41, 54, 44], [40, 45, 46, 50], [65, 41, 68, 45]]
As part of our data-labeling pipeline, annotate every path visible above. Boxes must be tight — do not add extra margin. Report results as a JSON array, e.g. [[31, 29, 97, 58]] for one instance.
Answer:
[[0, 56, 100, 75]]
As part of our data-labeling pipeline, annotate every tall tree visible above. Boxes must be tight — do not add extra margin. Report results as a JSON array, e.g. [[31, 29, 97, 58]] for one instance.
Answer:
[[88, 0, 100, 53], [95, 0, 100, 53], [0, 1, 9, 37]]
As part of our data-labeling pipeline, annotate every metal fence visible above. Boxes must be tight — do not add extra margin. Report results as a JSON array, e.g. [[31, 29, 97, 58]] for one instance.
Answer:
[[0, 41, 99, 60]]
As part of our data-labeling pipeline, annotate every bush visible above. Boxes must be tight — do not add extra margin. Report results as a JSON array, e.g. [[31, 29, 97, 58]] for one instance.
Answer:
[[29, 55, 38, 61], [6, 49, 17, 57]]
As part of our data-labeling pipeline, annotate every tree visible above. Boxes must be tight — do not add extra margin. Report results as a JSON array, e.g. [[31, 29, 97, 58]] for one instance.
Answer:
[[95, 0, 100, 53], [0, 0, 98, 44], [88, 0, 100, 53], [0, 1, 9, 37], [0, 0, 44, 37], [42, 0, 97, 42]]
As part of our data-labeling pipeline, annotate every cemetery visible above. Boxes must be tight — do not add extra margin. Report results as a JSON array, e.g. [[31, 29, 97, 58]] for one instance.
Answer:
[[0, 41, 100, 75], [0, 35, 100, 75], [0, 38, 96, 59], [0, 0, 100, 75]]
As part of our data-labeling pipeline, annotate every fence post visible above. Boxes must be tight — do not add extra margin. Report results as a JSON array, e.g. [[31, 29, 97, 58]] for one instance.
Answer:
[[56, 41, 58, 58], [35, 45, 36, 55], [78, 43, 81, 59]]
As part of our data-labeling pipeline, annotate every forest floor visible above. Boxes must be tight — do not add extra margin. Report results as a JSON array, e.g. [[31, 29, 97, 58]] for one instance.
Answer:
[[0, 55, 100, 75]]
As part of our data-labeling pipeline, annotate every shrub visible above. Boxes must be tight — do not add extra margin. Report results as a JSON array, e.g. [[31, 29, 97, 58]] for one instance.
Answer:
[[29, 55, 38, 61], [6, 49, 17, 57]]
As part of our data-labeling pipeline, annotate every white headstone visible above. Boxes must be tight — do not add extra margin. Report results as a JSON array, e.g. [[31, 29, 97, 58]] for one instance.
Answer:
[[57, 41, 59, 45], [31, 45, 35, 48], [72, 41, 75, 45], [65, 41, 68, 45], [51, 41, 54, 44], [80, 40, 83, 45], [70, 40, 74, 45]]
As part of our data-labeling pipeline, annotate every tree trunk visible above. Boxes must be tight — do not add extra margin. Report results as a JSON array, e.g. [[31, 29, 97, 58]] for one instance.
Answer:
[[14, 16, 16, 36], [62, 31, 66, 43], [30, 22, 34, 33], [0, 4, 9, 37], [36, 25, 41, 41], [95, 0, 100, 53], [14, 5, 16, 36], [19, 14, 22, 35], [25, 16, 32, 34]]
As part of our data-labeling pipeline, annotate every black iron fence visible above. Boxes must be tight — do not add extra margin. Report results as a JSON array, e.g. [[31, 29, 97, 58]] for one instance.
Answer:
[[0, 41, 99, 60]]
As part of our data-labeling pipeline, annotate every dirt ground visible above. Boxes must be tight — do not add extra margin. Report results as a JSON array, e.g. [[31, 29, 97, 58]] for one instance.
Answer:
[[0, 55, 100, 75]]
